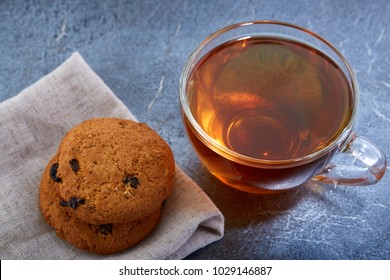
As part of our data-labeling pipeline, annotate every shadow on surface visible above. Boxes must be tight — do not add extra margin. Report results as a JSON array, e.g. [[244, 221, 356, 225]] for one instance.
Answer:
[[192, 163, 311, 229]]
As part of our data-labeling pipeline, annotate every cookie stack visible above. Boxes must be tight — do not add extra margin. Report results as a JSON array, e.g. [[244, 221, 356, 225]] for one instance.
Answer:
[[39, 118, 175, 255]]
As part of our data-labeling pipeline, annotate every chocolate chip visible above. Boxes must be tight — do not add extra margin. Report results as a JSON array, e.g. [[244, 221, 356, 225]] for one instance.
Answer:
[[123, 175, 139, 189], [60, 197, 85, 209], [59, 200, 68, 207], [98, 224, 113, 235], [49, 163, 62, 183], [69, 158, 80, 174]]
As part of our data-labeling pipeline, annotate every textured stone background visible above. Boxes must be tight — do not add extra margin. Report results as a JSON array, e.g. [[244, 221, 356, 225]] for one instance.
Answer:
[[0, 0, 389, 259]]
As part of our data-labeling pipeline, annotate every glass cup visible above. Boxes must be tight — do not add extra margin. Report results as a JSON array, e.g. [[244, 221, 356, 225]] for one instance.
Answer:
[[179, 20, 387, 194]]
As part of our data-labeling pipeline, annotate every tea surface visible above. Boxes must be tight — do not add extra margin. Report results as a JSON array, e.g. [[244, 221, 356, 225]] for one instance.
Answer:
[[187, 36, 352, 160]]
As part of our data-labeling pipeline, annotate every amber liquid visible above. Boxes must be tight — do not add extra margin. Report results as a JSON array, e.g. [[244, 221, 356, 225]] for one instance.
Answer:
[[184, 36, 353, 193]]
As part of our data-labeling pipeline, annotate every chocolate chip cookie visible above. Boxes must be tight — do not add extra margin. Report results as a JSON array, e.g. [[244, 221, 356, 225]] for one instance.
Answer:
[[55, 118, 175, 224]]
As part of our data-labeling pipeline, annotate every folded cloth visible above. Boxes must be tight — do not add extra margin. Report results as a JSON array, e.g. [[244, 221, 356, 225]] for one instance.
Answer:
[[0, 53, 224, 260]]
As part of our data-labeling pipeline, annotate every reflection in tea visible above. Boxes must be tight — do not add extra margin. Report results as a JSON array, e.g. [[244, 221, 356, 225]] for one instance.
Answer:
[[187, 37, 353, 161]]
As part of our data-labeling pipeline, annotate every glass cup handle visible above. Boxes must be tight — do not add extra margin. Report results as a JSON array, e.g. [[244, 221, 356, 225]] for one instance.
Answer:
[[313, 132, 387, 186]]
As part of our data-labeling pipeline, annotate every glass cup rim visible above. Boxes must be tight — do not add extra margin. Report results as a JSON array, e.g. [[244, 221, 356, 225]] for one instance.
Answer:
[[179, 20, 358, 168]]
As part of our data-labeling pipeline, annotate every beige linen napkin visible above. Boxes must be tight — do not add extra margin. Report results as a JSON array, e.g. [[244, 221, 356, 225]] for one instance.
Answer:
[[0, 52, 224, 259]]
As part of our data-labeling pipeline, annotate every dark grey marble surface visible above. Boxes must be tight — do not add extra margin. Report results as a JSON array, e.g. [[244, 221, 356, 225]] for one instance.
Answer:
[[1, 0, 389, 259]]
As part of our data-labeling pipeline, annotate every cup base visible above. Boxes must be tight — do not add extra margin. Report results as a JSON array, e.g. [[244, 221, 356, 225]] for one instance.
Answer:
[[215, 175, 293, 194]]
